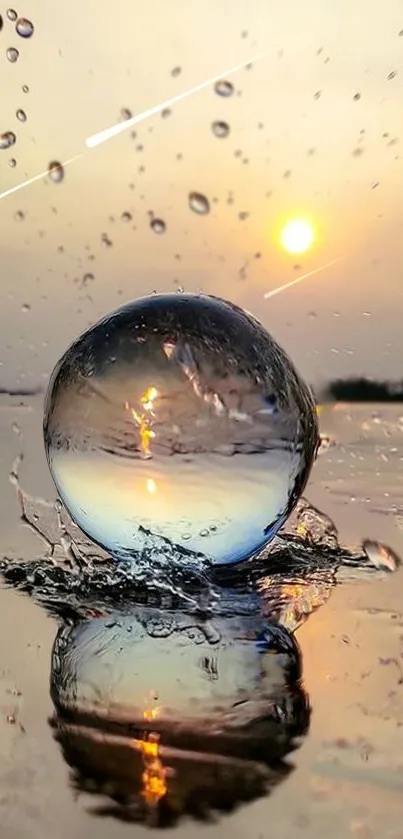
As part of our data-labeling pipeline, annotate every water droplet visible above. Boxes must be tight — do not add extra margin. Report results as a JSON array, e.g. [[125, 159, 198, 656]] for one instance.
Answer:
[[15, 17, 34, 38], [48, 160, 64, 183], [188, 191, 210, 215], [353, 92, 361, 101], [14, 210, 25, 221], [171, 66, 181, 77], [6, 8, 17, 20], [21, 302, 30, 311], [21, 84, 29, 93], [387, 70, 397, 80], [120, 108, 132, 121], [150, 217, 166, 234], [43, 292, 319, 566], [238, 211, 249, 221], [211, 120, 230, 138], [101, 232, 113, 248], [9, 157, 16, 167], [121, 211, 132, 222], [161, 107, 171, 118], [214, 79, 234, 97], [6, 46, 19, 62], [313, 90, 321, 99], [0, 131, 16, 149], [362, 540, 400, 572], [16, 108, 26, 122]]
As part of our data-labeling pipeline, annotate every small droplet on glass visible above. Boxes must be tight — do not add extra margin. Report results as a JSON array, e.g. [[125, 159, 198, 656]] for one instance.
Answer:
[[214, 79, 234, 97], [21, 302, 31, 311], [101, 233, 113, 248], [121, 211, 132, 222], [14, 209, 24, 221], [238, 211, 249, 221], [353, 92, 361, 101], [6, 46, 19, 62], [9, 157, 17, 167], [387, 70, 397, 80], [150, 217, 166, 234], [188, 191, 210, 215], [0, 130, 16, 149], [212, 120, 230, 138], [120, 108, 132, 121], [313, 90, 321, 99], [6, 9, 17, 21], [15, 17, 34, 38], [171, 66, 181, 77], [16, 108, 26, 122], [48, 160, 64, 183], [21, 84, 29, 93], [161, 108, 171, 118]]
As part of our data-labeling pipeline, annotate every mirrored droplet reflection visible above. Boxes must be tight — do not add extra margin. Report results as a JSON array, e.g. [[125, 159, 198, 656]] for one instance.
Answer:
[[49, 604, 310, 827], [43, 293, 319, 568]]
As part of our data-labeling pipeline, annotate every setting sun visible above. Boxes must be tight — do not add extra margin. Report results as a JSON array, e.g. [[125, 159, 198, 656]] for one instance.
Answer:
[[280, 219, 315, 255]]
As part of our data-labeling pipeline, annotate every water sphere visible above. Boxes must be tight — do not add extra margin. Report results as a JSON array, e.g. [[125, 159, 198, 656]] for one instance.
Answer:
[[43, 293, 319, 565]]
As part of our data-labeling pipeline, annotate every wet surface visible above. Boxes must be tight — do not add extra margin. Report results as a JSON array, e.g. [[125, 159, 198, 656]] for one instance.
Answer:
[[1, 399, 403, 836]]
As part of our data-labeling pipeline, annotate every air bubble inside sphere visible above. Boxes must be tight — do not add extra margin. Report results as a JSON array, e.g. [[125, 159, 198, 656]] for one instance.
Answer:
[[43, 293, 319, 565]]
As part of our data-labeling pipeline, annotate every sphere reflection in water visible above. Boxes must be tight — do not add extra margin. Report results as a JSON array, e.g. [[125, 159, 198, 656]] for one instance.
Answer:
[[44, 293, 319, 565], [50, 606, 310, 825]]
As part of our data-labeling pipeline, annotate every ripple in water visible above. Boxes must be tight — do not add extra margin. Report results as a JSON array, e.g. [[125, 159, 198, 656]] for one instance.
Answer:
[[43, 293, 319, 568]]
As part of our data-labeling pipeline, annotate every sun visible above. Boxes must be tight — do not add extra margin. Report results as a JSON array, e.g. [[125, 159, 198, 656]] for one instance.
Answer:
[[280, 219, 315, 255]]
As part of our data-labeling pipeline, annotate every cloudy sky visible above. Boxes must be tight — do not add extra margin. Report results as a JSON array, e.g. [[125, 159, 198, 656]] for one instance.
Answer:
[[1, 0, 403, 390]]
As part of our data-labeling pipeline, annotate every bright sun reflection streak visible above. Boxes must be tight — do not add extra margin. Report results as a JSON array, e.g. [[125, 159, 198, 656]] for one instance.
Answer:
[[85, 55, 265, 148], [263, 257, 344, 300], [0, 156, 81, 202]]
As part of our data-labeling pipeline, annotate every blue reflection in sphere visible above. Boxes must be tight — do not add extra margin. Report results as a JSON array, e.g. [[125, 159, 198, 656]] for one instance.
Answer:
[[43, 293, 319, 565]]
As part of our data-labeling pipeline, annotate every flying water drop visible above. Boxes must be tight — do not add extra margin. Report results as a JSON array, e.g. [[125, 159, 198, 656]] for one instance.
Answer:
[[150, 217, 166, 234], [212, 120, 230, 138], [0, 131, 16, 149], [214, 80, 234, 97], [48, 160, 64, 183], [43, 293, 319, 567], [188, 191, 210, 215], [6, 46, 19, 62], [15, 17, 34, 38]]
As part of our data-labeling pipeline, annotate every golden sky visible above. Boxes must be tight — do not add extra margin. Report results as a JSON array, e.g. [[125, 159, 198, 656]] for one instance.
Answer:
[[1, 0, 403, 390]]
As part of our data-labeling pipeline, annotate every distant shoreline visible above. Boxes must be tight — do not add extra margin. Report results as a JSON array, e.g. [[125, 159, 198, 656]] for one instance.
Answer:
[[317, 377, 403, 403]]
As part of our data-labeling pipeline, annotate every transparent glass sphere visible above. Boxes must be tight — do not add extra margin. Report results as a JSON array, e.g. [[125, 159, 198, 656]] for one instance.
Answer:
[[43, 293, 319, 565]]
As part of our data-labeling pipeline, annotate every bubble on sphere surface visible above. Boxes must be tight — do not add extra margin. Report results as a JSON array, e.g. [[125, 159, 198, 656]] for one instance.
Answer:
[[43, 293, 319, 566]]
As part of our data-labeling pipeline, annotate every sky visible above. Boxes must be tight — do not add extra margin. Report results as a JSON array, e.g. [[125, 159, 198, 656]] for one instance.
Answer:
[[1, 0, 403, 391]]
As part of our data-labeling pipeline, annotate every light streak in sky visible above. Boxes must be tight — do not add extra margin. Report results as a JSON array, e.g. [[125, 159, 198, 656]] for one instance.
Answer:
[[0, 156, 81, 202], [85, 55, 265, 148], [0, 54, 263, 202], [263, 257, 344, 300]]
